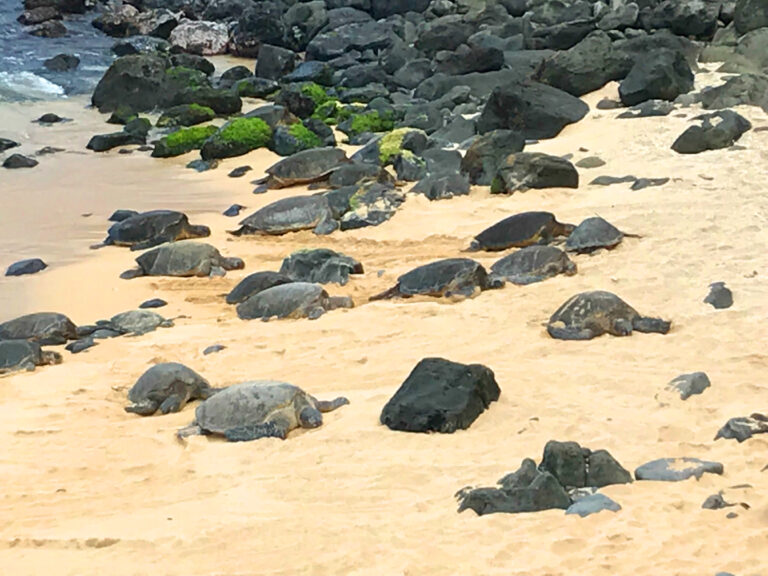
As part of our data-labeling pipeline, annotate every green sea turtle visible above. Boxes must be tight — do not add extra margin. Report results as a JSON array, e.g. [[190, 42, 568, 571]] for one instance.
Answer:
[[370, 258, 502, 301], [0, 312, 78, 345], [236, 282, 353, 321], [226, 271, 295, 305], [108, 310, 174, 336], [229, 195, 338, 236], [279, 248, 364, 286], [467, 211, 575, 252], [254, 147, 350, 191], [120, 241, 245, 279], [176, 380, 350, 442], [0, 340, 62, 375], [547, 291, 671, 340], [125, 362, 219, 416], [489, 245, 577, 285], [565, 216, 638, 254], [92, 210, 211, 251]]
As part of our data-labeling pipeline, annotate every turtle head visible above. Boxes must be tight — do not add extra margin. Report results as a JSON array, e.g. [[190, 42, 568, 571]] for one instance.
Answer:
[[222, 257, 245, 271], [188, 224, 211, 239], [462, 240, 481, 253], [298, 406, 323, 429], [41, 351, 63, 366]]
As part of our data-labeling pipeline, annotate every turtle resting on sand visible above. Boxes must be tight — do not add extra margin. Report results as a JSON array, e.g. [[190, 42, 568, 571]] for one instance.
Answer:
[[226, 271, 294, 304], [125, 362, 219, 416], [370, 258, 502, 301], [0, 312, 78, 345], [466, 211, 575, 252], [236, 282, 353, 321], [489, 245, 576, 285], [253, 147, 349, 191], [92, 210, 211, 251], [176, 380, 350, 442], [109, 310, 174, 336], [120, 241, 244, 279], [0, 340, 62, 375], [565, 216, 638, 254], [229, 195, 337, 237], [547, 291, 671, 340]]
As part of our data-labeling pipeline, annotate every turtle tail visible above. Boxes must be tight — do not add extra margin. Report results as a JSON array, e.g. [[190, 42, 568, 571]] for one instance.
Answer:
[[369, 284, 401, 301]]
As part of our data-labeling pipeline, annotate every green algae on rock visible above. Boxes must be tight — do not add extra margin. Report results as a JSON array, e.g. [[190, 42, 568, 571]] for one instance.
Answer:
[[200, 118, 273, 160], [157, 104, 216, 128], [152, 125, 218, 158]]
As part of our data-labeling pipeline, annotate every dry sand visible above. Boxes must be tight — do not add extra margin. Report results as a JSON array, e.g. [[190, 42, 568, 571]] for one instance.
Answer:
[[1, 69, 768, 575]]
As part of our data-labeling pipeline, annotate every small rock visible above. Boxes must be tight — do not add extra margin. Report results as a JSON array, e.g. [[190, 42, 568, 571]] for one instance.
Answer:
[[702, 492, 734, 510], [43, 53, 80, 72], [596, 98, 621, 110], [186, 159, 218, 172], [66, 338, 97, 354], [667, 372, 711, 400], [704, 282, 733, 309], [0, 138, 21, 153], [36, 146, 64, 155], [726, 512, 738, 519], [228, 166, 252, 178], [35, 113, 66, 124], [223, 204, 246, 217], [631, 177, 670, 190], [203, 344, 226, 355], [565, 493, 621, 517], [634, 457, 724, 482], [590, 175, 636, 186], [715, 413, 768, 442], [139, 298, 167, 309], [3, 154, 38, 169], [575, 156, 606, 169], [5, 258, 47, 277]]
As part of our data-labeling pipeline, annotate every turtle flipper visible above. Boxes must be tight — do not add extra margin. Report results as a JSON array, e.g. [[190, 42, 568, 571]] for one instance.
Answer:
[[224, 422, 288, 442], [633, 316, 671, 334], [313, 216, 339, 236], [125, 400, 160, 416], [120, 267, 145, 280], [547, 324, 596, 340], [176, 423, 203, 443], [315, 396, 350, 413], [369, 284, 401, 301], [611, 318, 634, 336], [159, 395, 184, 414]]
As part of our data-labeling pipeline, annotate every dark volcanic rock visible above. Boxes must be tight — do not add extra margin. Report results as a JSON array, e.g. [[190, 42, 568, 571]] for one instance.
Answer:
[[667, 372, 711, 400], [540, 441, 632, 489], [734, 0, 768, 34], [380, 357, 500, 433], [91, 54, 170, 113], [618, 49, 694, 106], [5, 258, 47, 276], [460, 130, 526, 185], [43, 53, 79, 71], [715, 413, 768, 442], [704, 281, 734, 309], [255, 44, 297, 80], [617, 100, 675, 119], [566, 493, 621, 517], [410, 173, 471, 201], [491, 152, 578, 194], [635, 458, 724, 482], [279, 248, 363, 286], [28, 20, 67, 37], [306, 21, 396, 61], [700, 73, 768, 112], [139, 298, 167, 309], [370, 0, 429, 18], [477, 81, 589, 139], [231, 2, 287, 58], [3, 154, 39, 169], [645, 0, 721, 39], [87, 132, 145, 152], [0, 138, 20, 153], [672, 110, 751, 154]]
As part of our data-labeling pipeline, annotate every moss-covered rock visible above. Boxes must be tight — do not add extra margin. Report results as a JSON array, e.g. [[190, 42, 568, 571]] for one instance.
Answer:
[[172, 87, 242, 115], [300, 82, 333, 107], [378, 127, 426, 165], [271, 122, 324, 156], [200, 117, 272, 160], [124, 117, 152, 138], [235, 77, 279, 99], [157, 104, 216, 128], [151, 125, 218, 158], [107, 105, 137, 125], [165, 66, 209, 93], [311, 101, 359, 125], [339, 110, 395, 138]]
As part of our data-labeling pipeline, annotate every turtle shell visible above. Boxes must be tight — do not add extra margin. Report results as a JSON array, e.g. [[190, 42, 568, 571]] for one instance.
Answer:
[[107, 210, 186, 245], [266, 147, 348, 187], [0, 340, 44, 373], [490, 245, 576, 285], [397, 258, 488, 296], [236, 195, 333, 235], [473, 211, 567, 251], [236, 282, 328, 320], [565, 217, 624, 253]]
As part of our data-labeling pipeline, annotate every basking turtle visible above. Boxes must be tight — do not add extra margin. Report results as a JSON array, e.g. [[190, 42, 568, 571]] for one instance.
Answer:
[[370, 258, 501, 301], [120, 241, 244, 279], [0, 312, 78, 345], [467, 211, 575, 252], [226, 271, 294, 305], [254, 147, 349, 191], [125, 362, 219, 416], [547, 291, 671, 340], [177, 380, 350, 442], [565, 216, 638, 254], [0, 340, 62, 375], [236, 282, 353, 321], [229, 195, 338, 237], [92, 210, 211, 251], [279, 248, 364, 286], [490, 245, 576, 285], [109, 310, 174, 336]]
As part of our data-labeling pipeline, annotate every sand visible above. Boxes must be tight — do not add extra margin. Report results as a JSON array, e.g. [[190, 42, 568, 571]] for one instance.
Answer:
[[1, 69, 768, 576]]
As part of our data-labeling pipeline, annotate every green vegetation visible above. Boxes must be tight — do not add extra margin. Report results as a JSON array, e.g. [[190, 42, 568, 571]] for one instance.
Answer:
[[156, 103, 216, 128], [151, 125, 218, 158], [288, 123, 322, 148], [165, 66, 207, 90], [300, 82, 333, 107], [200, 117, 273, 160], [107, 105, 136, 125], [378, 127, 425, 165], [349, 110, 395, 138]]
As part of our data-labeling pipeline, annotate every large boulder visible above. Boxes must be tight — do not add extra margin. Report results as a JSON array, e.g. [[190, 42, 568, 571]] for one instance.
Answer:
[[733, 0, 768, 34], [305, 20, 396, 61], [283, 0, 328, 51], [618, 49, 694, 106], [92, 54, 173, 112], [231, 2, 287, 58], [415, 15, 475, 56], [370, 0, 430, 19], [644, 0, 721, 39], [168, 19, 228, 55], [476, 81, 589, 139], [255, 44, 297, 80], [491, 152, 579, 194], [460, 130, 526, 185], [539, 440, 632, 489], [380, 357, 500, 433], [700, 73, 768, 111], [671, 110, 752, 154]]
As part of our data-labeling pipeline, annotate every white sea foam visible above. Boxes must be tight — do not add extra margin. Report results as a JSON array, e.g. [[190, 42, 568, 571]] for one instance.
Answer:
[[0, 70, 65, 102]]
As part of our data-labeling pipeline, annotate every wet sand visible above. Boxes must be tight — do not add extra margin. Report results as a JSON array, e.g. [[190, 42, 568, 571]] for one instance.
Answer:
[[1, 70, 768, 575]]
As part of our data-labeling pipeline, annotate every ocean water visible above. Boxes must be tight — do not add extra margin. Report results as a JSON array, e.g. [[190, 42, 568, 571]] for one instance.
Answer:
[[0, 1, 114, 101]]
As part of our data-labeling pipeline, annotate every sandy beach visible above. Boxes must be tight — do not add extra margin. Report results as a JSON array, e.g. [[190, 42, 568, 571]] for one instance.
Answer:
[[2, 69, 768, 576]]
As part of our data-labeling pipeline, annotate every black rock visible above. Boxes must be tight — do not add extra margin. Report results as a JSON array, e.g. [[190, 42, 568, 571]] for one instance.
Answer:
[[283, 61, 334, 85], [235, 77, 280, 99], [380, 357, 500, 433], [139, 298, 167, 309], [618, 49, 694, 106], [700, 73, 768, 112], [566, 493, 621, 517], [645, 0, 721, 39], [733, 0, 768, 34], [5, 258, 47, 276], [228, 166, 252, 178], [172, 87, 242, 116], [230, 2, 287, 58], [631, 177, 669, 190], [66, 338, 97, 354], [590, 175, 636, 186], [306, 20, 396, 61], [223, 204, 246, 217], [112, 36, 171, 57], [92, 54, 171, 113], [672, 111, 752, 155], [393, 59, 433, 89], [460, 130, 526, 185], [715, 413, 768, 442], [393, 154, 426, 181], [668, 372, 711, 400], [477, 81, 589, 139], [203, 344, 226, 355], [617, 100, 675, 119], [704, 281, 734, 309], [539, 440, 587, 488], [275, 85, 317, 119], [435, 45, 504, 76], [255, 44, 297, 81], [370, 0, 429, 19], [410, 173, 470, 201], [575, 156, 605, 169], [587, 450, 634, 488], [108, 209, 139, 222], [279, 248, 363, 286], [491, 152, 579, 194], [29, 20, 67, 37], [634, 458, 724, 482], [0, 138, 20, 153], [43, 53, 80, 71], [186, 159, 218, 172], [86, 132, 144, 152], [216, 65, 253, 90], [3, 154, 39, 169]]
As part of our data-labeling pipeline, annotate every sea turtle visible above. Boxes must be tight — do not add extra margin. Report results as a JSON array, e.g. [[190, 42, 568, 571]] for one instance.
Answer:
[[489, 245, 577, 285], [226, 271, 294, 305], [108, 310, 174, 336], [125, 362, 219, 416], [176, 380, 350, 442], [370, 258, 501, 301], [120, 241, 245, 279], [92, 210, 211, 251], [279, 248, 364, 286], [254, 147, 349, 191], [236, 282, 353, 321], [467, 211, 575, 252], [547, 291, 671, 340], [0, 340, 62, 375], [229, 195, 338, 236], [0, 312, 78, 345], [565, 216, 638, 254]]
